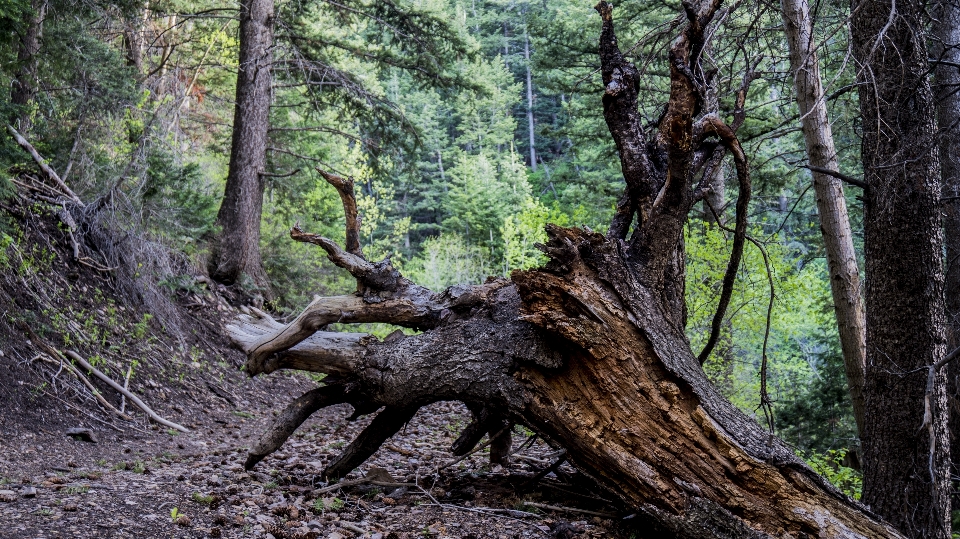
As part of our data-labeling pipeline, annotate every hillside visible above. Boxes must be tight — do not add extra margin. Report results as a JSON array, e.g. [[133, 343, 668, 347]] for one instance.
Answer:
[[0, 190, 627, 538]]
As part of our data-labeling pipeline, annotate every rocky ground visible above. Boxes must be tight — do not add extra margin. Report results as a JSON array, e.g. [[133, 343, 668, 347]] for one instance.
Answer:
[[0, 201, 634, 539], [0, 392, 629, 539]]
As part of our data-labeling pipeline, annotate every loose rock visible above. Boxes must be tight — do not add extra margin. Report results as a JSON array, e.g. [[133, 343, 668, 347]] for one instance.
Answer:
[[65, 428, 97, 443]]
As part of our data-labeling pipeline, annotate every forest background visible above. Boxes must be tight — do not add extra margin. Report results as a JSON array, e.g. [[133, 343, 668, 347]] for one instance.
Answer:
[[0, 0, 865, 497]]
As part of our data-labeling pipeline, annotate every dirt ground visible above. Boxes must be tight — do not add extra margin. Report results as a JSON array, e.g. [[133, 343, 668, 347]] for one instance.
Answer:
[[0, 203, 634, 539]]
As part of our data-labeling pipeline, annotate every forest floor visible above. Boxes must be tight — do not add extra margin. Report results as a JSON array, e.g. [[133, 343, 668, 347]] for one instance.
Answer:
[[0, 201, 631, 539]]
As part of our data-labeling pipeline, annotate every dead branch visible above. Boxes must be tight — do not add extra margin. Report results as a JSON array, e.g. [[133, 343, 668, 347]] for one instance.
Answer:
[[64, 350, 189, 432], [521, 501, 618, 519], [246, 384, 351, 469], [6, 124, 82, 205], [695, 115, 751, 364], [316, 168, 363, 257], [802, 164, 868, 188]]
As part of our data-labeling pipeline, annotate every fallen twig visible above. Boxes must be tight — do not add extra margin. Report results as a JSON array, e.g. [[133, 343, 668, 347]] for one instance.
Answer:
[[435, 425, 510, 472], [312, 477, 416, 495], [23, 326, 131, 421], [64, 350, 189, 432], [522, 501, 619, 518]]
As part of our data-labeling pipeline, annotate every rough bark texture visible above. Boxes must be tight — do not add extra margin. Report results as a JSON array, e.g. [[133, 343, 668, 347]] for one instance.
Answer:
[[209, 0, 274, 292], [780, 0, 867, 437], [223, 2, 910, 537], [11, 0, 46, 131], [934, 0, 960, 472], [851, 0, 950, 535]]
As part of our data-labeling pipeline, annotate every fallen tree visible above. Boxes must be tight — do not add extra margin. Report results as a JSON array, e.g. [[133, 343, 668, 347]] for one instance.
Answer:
[[226, 2, 905, 537]]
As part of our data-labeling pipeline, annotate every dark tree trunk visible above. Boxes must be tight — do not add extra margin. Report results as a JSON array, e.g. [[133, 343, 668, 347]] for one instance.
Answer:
[[851, 0, 950, 535], [11, 0, 47, 132], [222, 2, 909, 537], [934, 0, 960, 479], [209, 0, 274, 294]]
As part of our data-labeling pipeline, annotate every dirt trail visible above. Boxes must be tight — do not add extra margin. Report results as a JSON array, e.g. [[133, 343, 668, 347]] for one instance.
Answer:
[[0, 204, 627, 539]]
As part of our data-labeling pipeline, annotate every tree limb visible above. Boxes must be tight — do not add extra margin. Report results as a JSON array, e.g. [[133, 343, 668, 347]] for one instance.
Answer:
[[7, 124, 82, 205], [246, 384, 350, 470], [316, 168, 364, 257], [802, 164, 867, 189], [695, 115, 751, 364]]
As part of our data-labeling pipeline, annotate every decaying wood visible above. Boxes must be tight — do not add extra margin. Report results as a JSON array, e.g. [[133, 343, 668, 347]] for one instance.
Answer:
[[223, 2, 906, 537], [64, 350, 190, 433], [316, 169, 363, 257]]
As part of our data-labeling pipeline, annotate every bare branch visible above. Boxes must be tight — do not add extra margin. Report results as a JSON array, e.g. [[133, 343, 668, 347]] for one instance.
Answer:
[[695, 115, 751, 364], [316, 168, 363, 257], [7, 125, 82, 205], [802, 164, 867, 189], [323, 405, 421, 479], [245, 384, 351, 470]]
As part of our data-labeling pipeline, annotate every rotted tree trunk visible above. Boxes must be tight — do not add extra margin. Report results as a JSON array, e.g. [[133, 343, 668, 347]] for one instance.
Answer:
[[225, 2, 906, 537]]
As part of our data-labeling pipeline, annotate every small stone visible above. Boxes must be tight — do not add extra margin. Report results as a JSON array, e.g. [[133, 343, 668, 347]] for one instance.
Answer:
[[327, 532, 346, 539], [21, 486, 36, 498], [0, 490, 16, 502], [66, 428, 97, 443]]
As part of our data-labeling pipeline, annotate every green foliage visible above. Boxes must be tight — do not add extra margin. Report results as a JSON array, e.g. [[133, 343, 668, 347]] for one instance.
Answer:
[[802, 449, 862, 500], [142, 150, 219, 248], [191, 492, 215, 504], [406, 233, 493, 290], [778, 332, 857, 443], [686, 223, 839, 420]]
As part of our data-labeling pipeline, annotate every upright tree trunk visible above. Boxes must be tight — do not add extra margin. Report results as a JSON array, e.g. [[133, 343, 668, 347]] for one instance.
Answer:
[[122, 5, 148, 75], [209, 0, 274, 294], [11, 0, 47, 132], [851, 0, 950, 534], [524, 28, 537, 171], [933, 0, 960, 485], [780, 0, 867, 438]]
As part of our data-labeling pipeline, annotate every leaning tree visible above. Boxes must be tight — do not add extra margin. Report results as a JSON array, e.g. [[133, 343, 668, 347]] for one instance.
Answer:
[[227, 2, 905, 537]]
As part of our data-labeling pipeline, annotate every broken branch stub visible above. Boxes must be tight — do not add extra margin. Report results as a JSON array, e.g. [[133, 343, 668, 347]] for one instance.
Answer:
[[315, 168, 363, 258]]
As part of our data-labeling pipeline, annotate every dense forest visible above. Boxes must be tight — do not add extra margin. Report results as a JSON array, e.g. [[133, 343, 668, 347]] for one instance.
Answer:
[[0, 0, 957, 536]]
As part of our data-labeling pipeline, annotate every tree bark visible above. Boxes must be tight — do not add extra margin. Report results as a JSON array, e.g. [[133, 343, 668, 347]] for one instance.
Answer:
[[850, 0, 950, 535], [780, 0, 867, 438], [11, 0, 47, 132], [524, 28, 537, 172], [222, 2, 911, 537], [228, 225, 904, 538], [934, 0, 960, 473], [209, 0, 274, 294]]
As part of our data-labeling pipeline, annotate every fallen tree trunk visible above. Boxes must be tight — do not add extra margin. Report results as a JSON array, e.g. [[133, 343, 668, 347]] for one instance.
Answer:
[[230, 224, 901, 538], [223, 2, 906, 537]]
